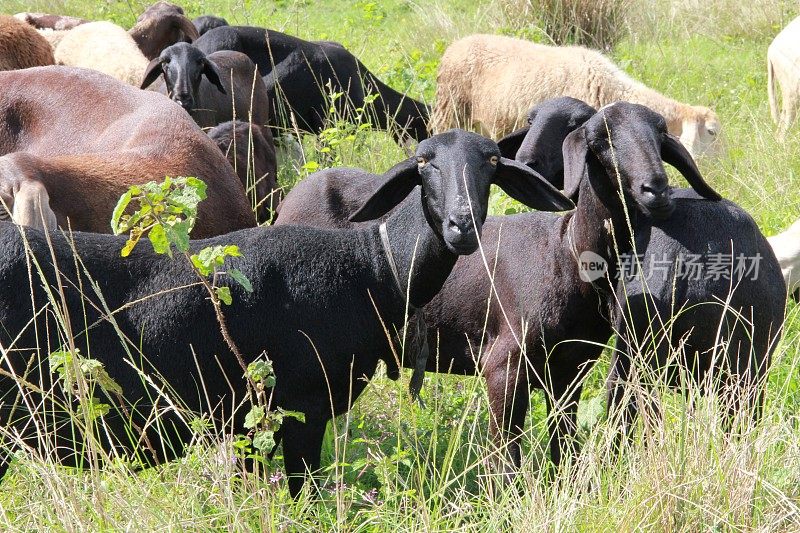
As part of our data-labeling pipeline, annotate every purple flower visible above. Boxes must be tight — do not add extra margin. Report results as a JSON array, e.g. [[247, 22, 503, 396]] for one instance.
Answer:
[[363, 488, 379, 504]]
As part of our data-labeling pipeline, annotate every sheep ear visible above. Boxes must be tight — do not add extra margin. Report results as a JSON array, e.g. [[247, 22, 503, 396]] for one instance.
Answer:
[[203, 59, 227, 94], [141, 57, 165, 89], [494, 158, 573, 212], [175, 15, 200, 42], [349, 158, 420, 222], [661, 134, 721, 200], [497, 126, 530, 159], [562, 127, 587, 201]]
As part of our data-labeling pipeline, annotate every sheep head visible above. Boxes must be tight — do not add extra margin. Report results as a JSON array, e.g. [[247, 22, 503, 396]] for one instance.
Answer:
[[498, 97, 597, 188], [678, 105, 722, 158], [141, 42, 225, 111], [192, 15, 229, 36], [129, 1, 199, 60], [562, 102, 721, 220], [349, 129, 573, 255]]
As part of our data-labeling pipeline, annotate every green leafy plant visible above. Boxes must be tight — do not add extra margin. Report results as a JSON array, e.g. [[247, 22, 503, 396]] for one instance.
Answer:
[[111, 176, 287, 469], [50, 348, 123, 422], [301, 85, 378, 176]]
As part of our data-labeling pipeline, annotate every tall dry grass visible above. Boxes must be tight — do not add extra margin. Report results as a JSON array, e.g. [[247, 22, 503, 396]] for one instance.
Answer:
[[498, 0, 632, 50]]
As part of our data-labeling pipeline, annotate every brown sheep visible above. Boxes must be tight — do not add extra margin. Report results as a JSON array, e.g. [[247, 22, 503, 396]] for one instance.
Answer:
[[207, 121, 280, 223], [0, 15, 55, 71], [0, 66, 256, 237], [129, 1, 199, 60], [431, 34, 721, 157], [13, 12, 88, 31]]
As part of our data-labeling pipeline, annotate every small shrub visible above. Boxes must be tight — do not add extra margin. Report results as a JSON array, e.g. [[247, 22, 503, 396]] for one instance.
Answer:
[[499, 0, 631, 51]]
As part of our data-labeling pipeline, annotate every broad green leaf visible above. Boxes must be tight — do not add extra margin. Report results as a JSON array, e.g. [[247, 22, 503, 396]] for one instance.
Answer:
[[148, 224, 171, 256], [244, 406, 265, 429], [223, 245, 241, 257], [228, 269, 252, 292], [279, 409, 306, 423], [165, 220, 191, 253], [77, 398, 110, 421], [216, 286, 232, 305], [111, 190, 133, 234], [247, 359, 274, 383], [252, 430, 275, 452]]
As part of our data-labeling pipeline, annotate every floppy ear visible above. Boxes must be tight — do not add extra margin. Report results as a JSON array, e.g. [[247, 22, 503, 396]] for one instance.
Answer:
[[140, 57, 165, 89], [202, 58, 227, 94], [497, 126, 530, 159], [349, 158, 420, 222], [562, 127, 588, 201], [175, 15, 200, 42], [661, 134, 721, 200], [494, 157, 574, 212]]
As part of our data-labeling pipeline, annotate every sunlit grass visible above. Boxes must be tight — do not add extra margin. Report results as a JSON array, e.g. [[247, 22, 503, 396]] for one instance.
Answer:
[[0, 0, 799, 530]]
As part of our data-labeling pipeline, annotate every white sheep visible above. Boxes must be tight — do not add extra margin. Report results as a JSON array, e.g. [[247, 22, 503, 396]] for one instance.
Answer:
[[767, 218, 800, 299], [36, 28, 71, 52], [768, 16, 800, 138], [54, 21, 147, 85], [430, 34, 721, 157]]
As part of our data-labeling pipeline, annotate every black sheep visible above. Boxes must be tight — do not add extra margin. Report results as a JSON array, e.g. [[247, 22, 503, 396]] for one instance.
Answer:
[[142, 42, 271, 131], [0, 130, 571, 496], [194, 25, 430, 144], [275, 102, 724, 472], [207, 120, 280, 224], [499, 98, 786, 441], [193, 15, 228, 36]]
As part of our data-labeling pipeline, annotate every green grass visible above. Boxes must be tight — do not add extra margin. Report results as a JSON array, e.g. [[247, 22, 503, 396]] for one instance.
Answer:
[[1, 0, 800, 530]]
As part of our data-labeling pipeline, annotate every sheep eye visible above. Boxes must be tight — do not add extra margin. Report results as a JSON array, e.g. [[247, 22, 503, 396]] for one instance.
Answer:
[[707, 128, 717, 136], [417, 157, 427, 166], [489, 155, 499, 166]]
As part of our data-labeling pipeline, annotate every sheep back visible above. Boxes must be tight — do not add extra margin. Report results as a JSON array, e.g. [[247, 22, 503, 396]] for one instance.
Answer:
[[613, 192, 785, 383], [0, 15, 55, 71], [431, 34, 704, 142], [54, 21, 148, 85], [0, 66, 255, 237]]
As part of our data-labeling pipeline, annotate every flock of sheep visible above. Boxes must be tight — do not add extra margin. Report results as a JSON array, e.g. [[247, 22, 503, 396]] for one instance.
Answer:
[[0, 2, 797, 496]]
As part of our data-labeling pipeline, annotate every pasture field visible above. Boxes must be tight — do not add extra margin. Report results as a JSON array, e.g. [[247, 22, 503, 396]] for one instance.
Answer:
[[0, 0, 800, 530]]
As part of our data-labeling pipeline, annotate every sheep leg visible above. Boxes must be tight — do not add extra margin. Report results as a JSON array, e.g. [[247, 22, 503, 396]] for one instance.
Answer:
[[12, 180, 57, 231], [483, 349, 529, 480], [778, 80, 798, 138], [280, 416, 328, 498], [544, 376, 583, 468], [720, 352, 767, 435]]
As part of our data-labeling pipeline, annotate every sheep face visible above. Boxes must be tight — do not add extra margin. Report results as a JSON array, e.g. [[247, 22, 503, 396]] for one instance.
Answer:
[[129, 1, 199, 61], [141, 43, 225, 111], [680, 106, 721, 158], [350, 129, 573, 255], [510, 97, 596, 188], [563, 102, 720, 219]]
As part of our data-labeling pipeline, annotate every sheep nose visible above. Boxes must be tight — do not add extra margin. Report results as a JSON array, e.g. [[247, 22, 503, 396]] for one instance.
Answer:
[[641, 182, 669, 201], [447, 214, 474, 235], [174, 95, 193, 110]]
